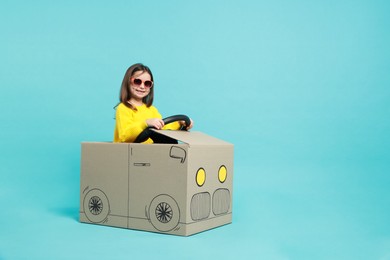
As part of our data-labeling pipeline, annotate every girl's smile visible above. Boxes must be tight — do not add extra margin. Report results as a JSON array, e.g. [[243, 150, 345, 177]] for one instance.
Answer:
[[134, 88, 147, 95]]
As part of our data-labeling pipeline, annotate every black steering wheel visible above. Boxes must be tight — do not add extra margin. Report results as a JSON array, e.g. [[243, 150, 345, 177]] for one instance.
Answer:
[[134, 114, 191, 143]]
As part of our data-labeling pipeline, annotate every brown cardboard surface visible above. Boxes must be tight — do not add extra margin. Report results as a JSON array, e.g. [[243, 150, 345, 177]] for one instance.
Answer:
[[80, 130, 234, 236]]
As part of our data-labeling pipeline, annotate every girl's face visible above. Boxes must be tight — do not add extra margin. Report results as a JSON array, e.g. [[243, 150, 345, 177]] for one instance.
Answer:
[[129, 71, 153, 103]]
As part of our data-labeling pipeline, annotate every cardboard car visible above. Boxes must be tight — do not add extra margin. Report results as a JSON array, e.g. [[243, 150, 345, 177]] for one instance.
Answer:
[[79, 120, 234, 236]]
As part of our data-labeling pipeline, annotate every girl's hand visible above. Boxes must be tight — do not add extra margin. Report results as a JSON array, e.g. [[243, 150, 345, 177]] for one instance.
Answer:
[[146, 118, 165, 129], [180, 118, 194, 130]]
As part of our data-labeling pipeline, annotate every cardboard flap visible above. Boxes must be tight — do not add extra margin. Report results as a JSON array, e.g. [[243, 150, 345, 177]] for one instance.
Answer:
[[151, 130, 232, 146]]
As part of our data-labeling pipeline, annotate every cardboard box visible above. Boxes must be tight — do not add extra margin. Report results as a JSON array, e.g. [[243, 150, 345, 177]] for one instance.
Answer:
[[80, 130, 234, 236]]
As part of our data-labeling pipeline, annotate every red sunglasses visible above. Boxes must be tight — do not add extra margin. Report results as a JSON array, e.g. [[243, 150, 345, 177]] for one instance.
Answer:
[[131, 78, 153, 88]]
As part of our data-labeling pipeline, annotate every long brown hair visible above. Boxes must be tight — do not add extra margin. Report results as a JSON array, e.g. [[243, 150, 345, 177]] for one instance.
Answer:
[[119, 63, 154, 110]]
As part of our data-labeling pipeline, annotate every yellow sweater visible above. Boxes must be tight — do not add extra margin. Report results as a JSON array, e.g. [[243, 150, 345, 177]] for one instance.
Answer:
[[113, 103, 180, 143]]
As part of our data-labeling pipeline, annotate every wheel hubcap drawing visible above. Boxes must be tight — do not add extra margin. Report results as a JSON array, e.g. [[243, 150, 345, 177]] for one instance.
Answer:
[[89, 196, 103, 215], [155, 202, 173, 223]]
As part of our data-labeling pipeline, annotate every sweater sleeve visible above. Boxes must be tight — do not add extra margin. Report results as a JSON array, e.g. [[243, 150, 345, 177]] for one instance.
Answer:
[[163, 121, 181, 130], [115, 104, 148, 143]]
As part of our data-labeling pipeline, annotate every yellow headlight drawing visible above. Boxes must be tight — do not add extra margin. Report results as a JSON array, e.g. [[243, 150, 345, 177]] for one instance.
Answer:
[[196, 168, 206, 187], [218, 165, 227, 183]]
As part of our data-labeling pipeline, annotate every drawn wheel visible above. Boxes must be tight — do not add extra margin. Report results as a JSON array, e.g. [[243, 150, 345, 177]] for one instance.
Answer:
[[83, 189, 110, 223], [149, 194, 180, 232]]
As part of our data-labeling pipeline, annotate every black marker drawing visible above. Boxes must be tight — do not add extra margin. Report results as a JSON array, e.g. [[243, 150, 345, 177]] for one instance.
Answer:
[[169, 146, 186, 163], [80, 131, 233, 236], [83, 188, 110, 223]]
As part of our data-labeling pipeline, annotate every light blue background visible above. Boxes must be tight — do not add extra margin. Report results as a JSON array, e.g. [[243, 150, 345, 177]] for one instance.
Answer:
[[1, 0, 389, 259]]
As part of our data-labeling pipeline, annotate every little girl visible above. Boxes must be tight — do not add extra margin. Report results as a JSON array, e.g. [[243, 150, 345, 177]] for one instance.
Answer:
[[114, 63, 193, 143]]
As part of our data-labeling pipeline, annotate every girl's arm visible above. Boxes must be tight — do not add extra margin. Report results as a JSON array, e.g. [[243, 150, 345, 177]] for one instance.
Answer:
[[115, 104, 192, 142], [115, 106, 148, 143]]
